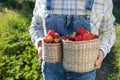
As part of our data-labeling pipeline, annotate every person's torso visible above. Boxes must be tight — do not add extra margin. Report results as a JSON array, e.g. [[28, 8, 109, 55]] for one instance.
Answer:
[[39, 0, 105, 15], [38, 0, 105, 35]]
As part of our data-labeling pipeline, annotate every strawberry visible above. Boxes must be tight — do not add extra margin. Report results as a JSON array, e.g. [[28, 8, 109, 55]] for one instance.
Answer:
[[47, 42, 53, 44], [67, 32, 76, 41], [65, 39, 72, 41], [43, 36, 47, 43], [75, 35, 83, 41], [48, 30, 55, 36], [71, 32, 77, 38], [62, 36, 72, 41], [68, 36, 75, 41], [53, 32, 60, 38], [89, 33, 95, 39], [83, 33, 91, 40], [77, 27, 87, 35], [83, 32, 96, 40], [44, 30, 63, 43], [53, 37, 62, 43], [53, 38, 60, 43], [45, 35, 53, 42], [63, 36, 69, 40]]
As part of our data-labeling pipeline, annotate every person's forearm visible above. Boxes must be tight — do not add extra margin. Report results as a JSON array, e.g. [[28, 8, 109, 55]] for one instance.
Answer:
[[99, 24, 116, 57], [29, 0, 45, 49], [99, 0, 116, 58], [29, 17, 44, 48]]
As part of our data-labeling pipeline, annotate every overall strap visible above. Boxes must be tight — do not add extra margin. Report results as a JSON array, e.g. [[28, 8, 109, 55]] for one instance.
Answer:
[[45, 0, 94, 16], [85, 0, 94, 17], [46, 0, 52, 10], [85, 0, 94, 10]]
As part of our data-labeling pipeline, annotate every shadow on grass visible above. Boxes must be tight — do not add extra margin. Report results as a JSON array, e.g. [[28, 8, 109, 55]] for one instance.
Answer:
[[113, 7, 120, 23], [0, 7, 4, 12], [113, 1, 120, 23]]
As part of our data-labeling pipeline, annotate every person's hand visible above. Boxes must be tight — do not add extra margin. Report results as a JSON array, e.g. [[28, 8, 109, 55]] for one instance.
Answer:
[[94, 50, 104, 69], [38, 47, 42, 60], [38, 41, 42, 60]]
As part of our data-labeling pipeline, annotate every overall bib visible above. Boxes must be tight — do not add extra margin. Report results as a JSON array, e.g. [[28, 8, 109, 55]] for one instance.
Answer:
[[42, 0, 96, 80]]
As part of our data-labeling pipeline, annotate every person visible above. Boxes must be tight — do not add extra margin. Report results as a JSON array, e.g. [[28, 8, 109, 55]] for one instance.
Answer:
[[29, 0, 116, 80]]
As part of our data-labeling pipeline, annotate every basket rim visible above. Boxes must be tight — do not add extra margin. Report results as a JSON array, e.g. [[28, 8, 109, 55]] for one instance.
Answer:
[[62, 37, 99, 43], [43, 42, 62, 45]]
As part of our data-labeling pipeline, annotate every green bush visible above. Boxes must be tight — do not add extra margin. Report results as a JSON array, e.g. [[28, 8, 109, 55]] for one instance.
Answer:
[[106, 24, 120, 80], [0, 8, 43, 80]]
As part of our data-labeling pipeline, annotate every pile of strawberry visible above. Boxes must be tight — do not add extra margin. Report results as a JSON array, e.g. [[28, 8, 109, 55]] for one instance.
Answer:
[[43, 28, 96, 43], [43, 30, 62, 43], [63, 27, 96, 41]]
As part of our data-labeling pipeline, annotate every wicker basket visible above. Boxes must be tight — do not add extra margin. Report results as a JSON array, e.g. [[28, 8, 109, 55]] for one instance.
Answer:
[[42, 42, 62, 63], [62, 38, 100, 72]]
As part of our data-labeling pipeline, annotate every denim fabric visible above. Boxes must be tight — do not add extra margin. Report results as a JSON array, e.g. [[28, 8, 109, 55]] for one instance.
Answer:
[[46, 0, 52, 10], [85, 0, 94, 10], [42, 62, 66, 80], [45, 14, 91, 36], [42, 62, 96, 80]]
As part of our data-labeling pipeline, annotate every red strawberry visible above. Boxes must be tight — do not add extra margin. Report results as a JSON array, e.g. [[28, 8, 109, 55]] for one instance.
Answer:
[[63, 36, 69, 40], [68, 32, 76, 41], [65, 39, 72, 41], [89, 33, 95, 39], [48, 30, 55, 36], [43, 36, 47, 43], [83, 33, 91, 40], [83, 32, 95, 40], [48, 42, 53, 44], [53, 32, 60, 38], [53, 37, 62, 43], [71, 32, 77, 38], [53, 38, 59, 43], [75, 35, 83, 41], [68, 37, 74, 41], [62, 36, 72, 41], [77, 27, 87, 35], [45, 35, 53, 42]]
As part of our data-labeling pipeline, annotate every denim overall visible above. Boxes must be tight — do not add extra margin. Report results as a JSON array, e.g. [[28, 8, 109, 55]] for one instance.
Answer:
[[42, 0, 96, 80]]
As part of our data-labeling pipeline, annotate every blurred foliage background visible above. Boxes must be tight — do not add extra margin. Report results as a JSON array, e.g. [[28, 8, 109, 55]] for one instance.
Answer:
[[0, 0, 120, 80]]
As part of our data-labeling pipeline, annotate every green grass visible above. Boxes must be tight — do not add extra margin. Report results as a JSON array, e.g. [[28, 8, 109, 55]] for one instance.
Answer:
[[0, 9, 29, 48], [0, 8, 43, 80], [105, 24, 120, 80]]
